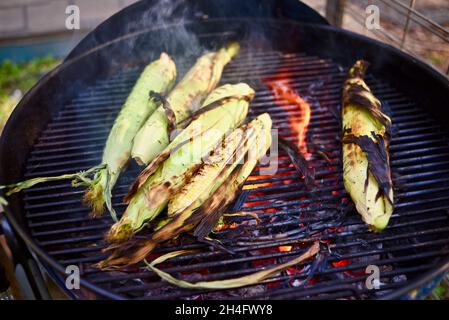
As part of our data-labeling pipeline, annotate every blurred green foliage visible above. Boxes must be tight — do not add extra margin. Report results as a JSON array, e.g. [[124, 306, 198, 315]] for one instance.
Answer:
[[431, 276, 449, 300], [0, 55, 60, 132], [426, 52, 447, 68]]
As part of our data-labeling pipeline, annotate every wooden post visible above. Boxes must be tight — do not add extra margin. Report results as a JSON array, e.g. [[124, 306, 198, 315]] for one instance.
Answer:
[[325, 0, 346, 27], [400, 0, 416, 49]]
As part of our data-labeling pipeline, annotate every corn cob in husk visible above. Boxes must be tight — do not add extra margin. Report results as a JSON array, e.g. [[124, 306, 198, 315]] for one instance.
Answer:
[[131, 42, 240, 166], [106, 83, 254, 243], [98, 114, 272, 269], [342, 60, 393, 231], [82, 53, 176, 219]]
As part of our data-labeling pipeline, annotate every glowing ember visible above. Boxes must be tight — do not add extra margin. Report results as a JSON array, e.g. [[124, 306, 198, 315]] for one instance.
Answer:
[[278, 246, 293, 252], [214, 222, 238, 232], [243, 182, 272, 190], [331, 259, 349, 268], [266, 79, 312, 158], [332, 259, 366, 278]]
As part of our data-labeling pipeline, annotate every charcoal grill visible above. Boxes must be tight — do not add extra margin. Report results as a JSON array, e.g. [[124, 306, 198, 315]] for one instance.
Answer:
[[1, 0, 449, 300]]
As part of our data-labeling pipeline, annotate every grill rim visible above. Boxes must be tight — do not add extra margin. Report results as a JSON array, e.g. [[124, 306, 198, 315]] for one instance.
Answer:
[[64, 0, 330, 61], [1, 18, 449, 300]]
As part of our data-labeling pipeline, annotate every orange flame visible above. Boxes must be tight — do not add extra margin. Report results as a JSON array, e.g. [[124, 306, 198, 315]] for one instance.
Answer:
[[266, 79, 312, 158]]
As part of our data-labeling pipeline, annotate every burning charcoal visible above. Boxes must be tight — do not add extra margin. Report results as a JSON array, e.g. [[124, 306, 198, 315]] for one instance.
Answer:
[[204, 285, 266, 299], [144, 284, 182, 298], [236, 285, 267, 297]]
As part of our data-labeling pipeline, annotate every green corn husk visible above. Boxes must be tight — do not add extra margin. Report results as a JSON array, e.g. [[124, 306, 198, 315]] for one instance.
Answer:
[[0, 165, 105, 206], [83, 53, 176, 219], [106, 83, 254, 243], [131, 42, 240, 166], [342, 60, 393, 231], [97, 114, 272, 269]]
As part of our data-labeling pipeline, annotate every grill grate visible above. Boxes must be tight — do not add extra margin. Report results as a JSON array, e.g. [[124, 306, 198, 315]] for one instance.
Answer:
[[22, 49, 449, 299]]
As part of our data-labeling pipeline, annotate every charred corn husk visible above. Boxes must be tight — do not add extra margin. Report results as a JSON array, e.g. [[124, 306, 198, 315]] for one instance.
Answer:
[[83, 53, 176, 219], [98, 114, 272, 268], [342, 60, 393, 231], [145, 242, 318, 290], [106, 83, 254, 243], [131, 42, 240, 166]]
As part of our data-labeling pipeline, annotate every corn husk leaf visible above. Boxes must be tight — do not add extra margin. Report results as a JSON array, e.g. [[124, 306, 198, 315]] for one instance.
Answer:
[[148, 91, 177, 136], [145, 241, 319, 290], [222, 211, 261, 223], [0, 195, 8, 207], [0, 164, 105, 206], [278, 137, 315, 188]]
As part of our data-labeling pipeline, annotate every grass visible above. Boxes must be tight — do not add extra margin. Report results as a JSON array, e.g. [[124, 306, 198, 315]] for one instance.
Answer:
[[0, 56, 60, 132]]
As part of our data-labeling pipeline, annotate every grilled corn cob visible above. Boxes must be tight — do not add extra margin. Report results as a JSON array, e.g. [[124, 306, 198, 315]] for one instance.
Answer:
[[131, 42, 240, 166], [98, 114, 272, 268], [342, 60, 393, 231], [83, 53, 176, 219], [106, 83, 254, 242]]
